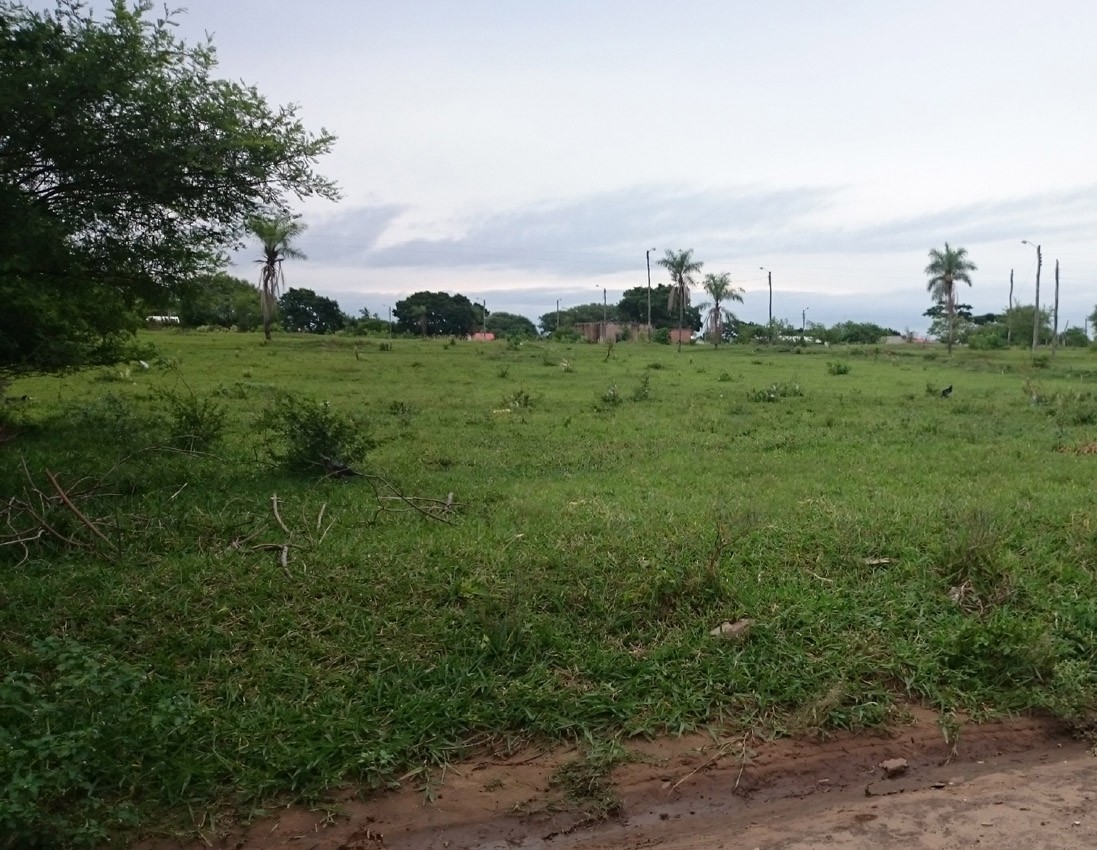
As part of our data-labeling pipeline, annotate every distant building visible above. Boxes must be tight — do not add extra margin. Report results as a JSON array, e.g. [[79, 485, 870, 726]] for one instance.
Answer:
[[469, 332, 495, 341]]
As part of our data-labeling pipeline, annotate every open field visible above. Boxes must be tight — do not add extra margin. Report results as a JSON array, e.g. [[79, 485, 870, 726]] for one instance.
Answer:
[[3, 332, 1097, 847]]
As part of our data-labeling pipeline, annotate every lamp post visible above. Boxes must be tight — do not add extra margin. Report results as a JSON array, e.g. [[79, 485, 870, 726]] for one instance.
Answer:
[[759, 267, 773, 334], [1022, 240, 1042, 352], [646, 247, 657, 340]]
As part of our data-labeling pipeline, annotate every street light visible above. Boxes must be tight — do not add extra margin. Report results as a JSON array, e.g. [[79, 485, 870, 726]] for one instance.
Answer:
[[646, 248, 657, 340], [759, 266, 773, 337], [1022, 240, 1042, 352]]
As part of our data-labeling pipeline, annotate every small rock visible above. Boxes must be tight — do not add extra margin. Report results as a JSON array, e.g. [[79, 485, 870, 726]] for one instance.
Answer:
[[879, 758, 909, 778], [709, 618, 756, 640]]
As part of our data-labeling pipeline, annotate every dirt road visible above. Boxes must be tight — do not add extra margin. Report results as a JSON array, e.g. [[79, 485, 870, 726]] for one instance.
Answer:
[[145, 713, 1096, 850]]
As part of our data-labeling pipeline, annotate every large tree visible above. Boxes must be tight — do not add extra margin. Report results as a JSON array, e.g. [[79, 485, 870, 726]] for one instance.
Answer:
[[924, 243, 977, 354], [278, 288, 345, 334], [177, 272, 262, 330], [251, 215, 307, 340], [486, 311, 537, 338], [393, 292, 477, 337], [699, 273, 744, 348], [657, 249, 703, 351], [0, 0, 338, 374]]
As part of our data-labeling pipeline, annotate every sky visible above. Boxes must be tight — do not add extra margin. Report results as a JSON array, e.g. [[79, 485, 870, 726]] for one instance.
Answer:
[[86, 1, 1097, 332]]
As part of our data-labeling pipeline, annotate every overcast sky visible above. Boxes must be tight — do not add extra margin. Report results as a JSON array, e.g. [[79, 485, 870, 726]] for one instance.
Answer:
[[127, 2, 1097, 330]]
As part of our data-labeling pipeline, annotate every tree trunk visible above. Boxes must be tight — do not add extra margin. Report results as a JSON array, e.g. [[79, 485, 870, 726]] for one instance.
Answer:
[[677, 286, 684, 352], [946, 280, 955, 355], [260, 266, 276, 341]]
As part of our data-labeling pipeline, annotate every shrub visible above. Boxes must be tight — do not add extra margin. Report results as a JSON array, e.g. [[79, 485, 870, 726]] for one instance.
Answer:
[[748, 382, 803, 403], [827, 361, 851, 375], [261, 393, 373, 475], [600, 384, 622, 406], [653, 328, 671, 345], [151, 386, 226, 451], [503, 389, 532, 411]]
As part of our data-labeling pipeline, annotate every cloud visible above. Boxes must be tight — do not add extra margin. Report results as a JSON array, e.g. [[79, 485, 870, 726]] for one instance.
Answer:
[[301, 203, 407, 263], [299, 183, 1097, 280], [324, 184, 835, 274], [779, 186, 1097, 255]]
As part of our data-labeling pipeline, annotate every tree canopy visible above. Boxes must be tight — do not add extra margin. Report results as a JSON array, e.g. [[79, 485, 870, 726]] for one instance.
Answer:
[[393, 292, 477, 337], [486, 311, 537, 338], [0, 0, 338, 373], [177, 273, 262, 330], [278, 288, 345, 334]]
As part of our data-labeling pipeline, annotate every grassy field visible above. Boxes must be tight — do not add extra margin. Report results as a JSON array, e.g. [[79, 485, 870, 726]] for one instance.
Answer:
[[3, 331, 1097, 847]]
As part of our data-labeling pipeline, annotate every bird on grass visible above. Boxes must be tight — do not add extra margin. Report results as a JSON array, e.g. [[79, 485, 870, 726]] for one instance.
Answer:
[[941, 385, 953, 398]]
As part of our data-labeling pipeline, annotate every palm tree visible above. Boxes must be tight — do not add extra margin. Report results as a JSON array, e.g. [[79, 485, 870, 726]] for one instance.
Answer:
[[657, 249, 703, 351], [700, 272, 744, 348], [251, 214, 307, 341], [925, 243, 977, 354]]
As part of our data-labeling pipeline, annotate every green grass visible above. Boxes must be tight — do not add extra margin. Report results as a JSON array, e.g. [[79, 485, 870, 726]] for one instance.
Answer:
[[2, 331, 1097, 847]]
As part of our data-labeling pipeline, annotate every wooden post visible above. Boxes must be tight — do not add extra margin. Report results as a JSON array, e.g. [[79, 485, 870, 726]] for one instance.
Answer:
[[1031, 244, 1042, 352], [1007, 269, 1014, 346], [1052, 260, 1060, 357]]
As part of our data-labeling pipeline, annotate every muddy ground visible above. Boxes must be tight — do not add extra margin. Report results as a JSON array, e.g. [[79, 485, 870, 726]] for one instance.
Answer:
[[142, 711, 1096, 850]]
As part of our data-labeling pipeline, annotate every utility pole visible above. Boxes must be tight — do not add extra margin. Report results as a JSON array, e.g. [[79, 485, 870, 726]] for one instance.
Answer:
[[1007, 269, 1014, 346], [1052, 260, 1060, 357], [1023, 241, 1042, 352], [801, 307, 808, 346], [386, 305, 392, 338], [760, 267, 773, 333], [646, 247, 656, 341], [482, 300, 487, 336], [556, 299, 560, 334], [602, 287, 608, 342]]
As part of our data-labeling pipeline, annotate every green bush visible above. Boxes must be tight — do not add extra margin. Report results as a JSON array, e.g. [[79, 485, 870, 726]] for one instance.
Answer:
[[748, 382, 803, 402], [826, 361, 851, 375], [151, 386, 226, 451], [261, 393, 373, 475]]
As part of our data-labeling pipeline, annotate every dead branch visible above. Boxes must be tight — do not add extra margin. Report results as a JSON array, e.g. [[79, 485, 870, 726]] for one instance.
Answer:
[[44, 469, 114, 548], [270, 493, 291, 534], [368, 478, 459, 524]]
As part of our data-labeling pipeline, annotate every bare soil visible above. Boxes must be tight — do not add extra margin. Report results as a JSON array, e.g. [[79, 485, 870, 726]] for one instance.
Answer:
[[140, 711, 1097, 850]]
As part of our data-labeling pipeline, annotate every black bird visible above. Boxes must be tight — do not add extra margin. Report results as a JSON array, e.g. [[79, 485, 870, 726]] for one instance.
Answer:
[[941, 385, 953, 398]]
